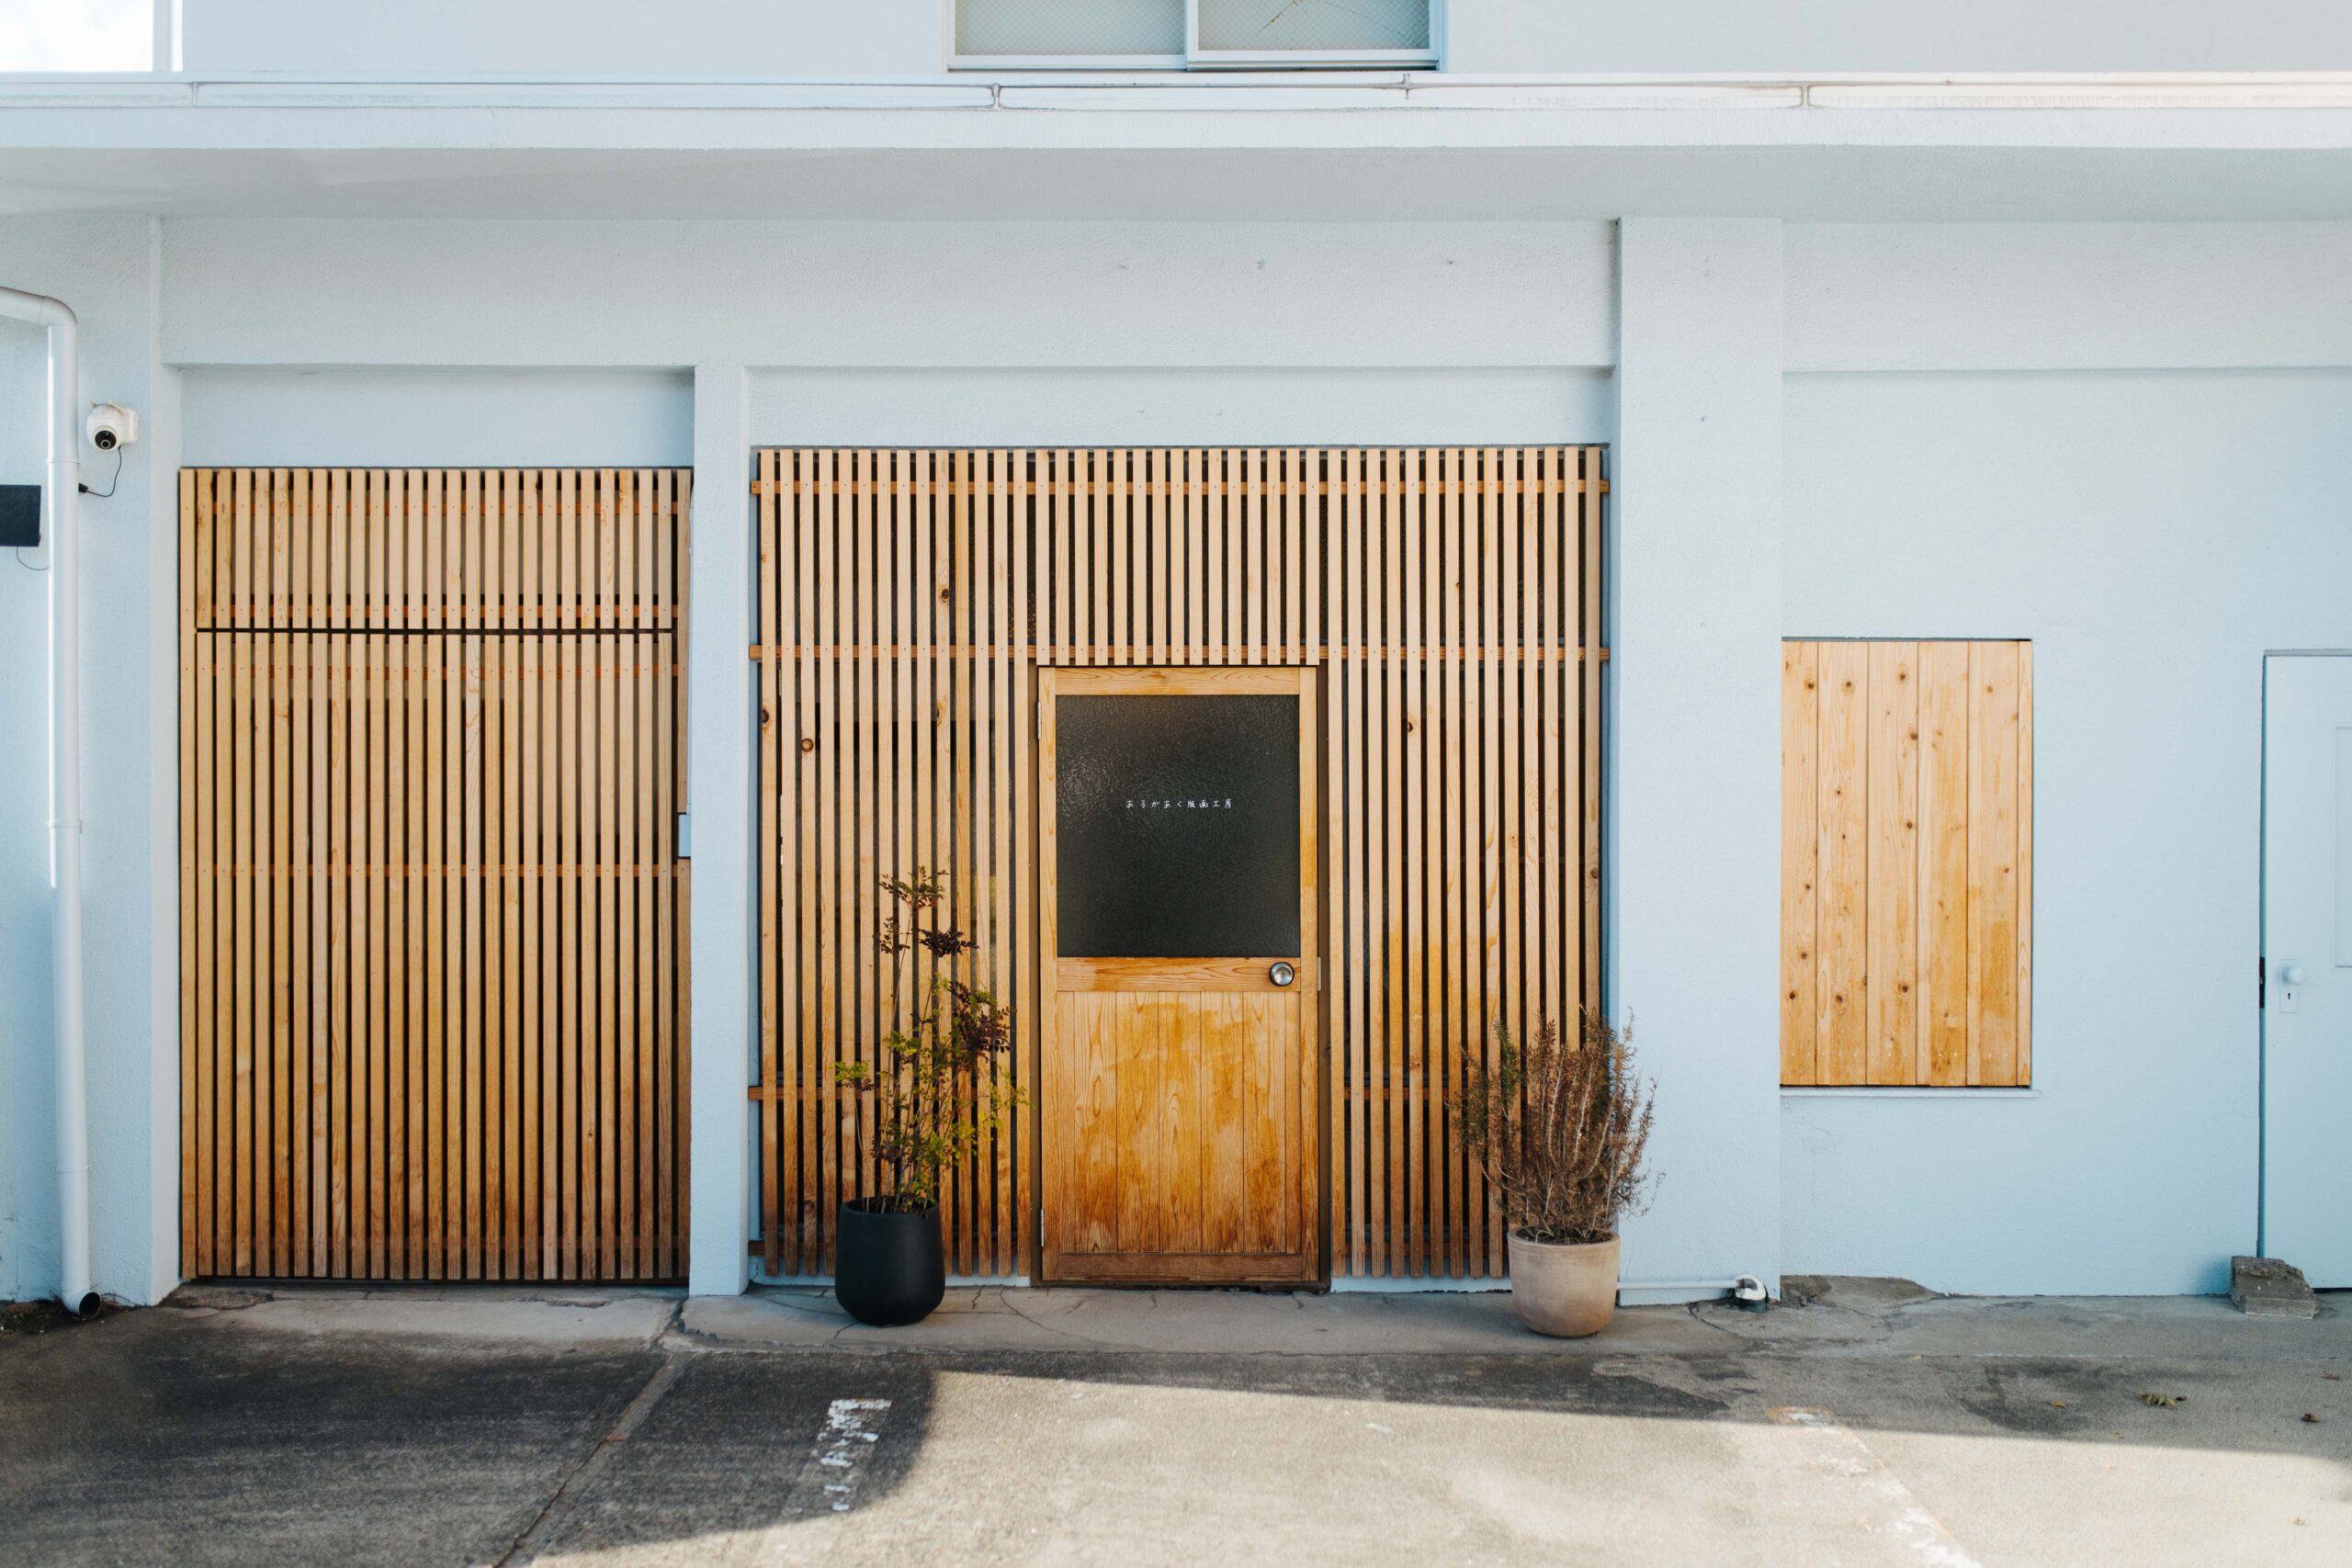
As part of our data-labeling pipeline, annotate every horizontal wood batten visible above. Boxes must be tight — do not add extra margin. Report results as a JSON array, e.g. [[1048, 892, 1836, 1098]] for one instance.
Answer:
[[752, 478, 1608, 499], [746, 643, 1606, 663]]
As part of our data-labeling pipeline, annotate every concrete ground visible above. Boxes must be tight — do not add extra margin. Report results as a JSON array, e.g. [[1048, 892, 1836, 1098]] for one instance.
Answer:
[[2, 1280, 2347, 1567]]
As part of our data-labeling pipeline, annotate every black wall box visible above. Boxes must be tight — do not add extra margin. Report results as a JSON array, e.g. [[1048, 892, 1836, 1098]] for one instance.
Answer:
[[0, 484, 39, 547]]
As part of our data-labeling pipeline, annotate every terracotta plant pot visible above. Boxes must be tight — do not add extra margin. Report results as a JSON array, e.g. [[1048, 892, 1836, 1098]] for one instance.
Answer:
[[1506, 1231, 1621, 1337], [835, 1198, 945, 1326]]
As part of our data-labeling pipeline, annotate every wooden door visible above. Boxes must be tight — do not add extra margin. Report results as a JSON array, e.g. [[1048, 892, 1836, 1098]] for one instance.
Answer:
[[179, 468, 690, 1282], [1039, 666, 1320, 1284]]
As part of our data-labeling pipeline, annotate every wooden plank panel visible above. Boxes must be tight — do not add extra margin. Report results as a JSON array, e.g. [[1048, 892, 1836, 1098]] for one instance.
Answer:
[[231, 469, 255, 1275], [631, 477, 657, 1278], [1070, 991, 1117, 1254], [267, 469, 292, 1276], [187, 470, 211, 1273], [594, 471, 621, 1276], [1438, 452, 1466, 1277], [1813, 641, 1871, 1087], [1398, 449, 1426, 1277], [1781, 637, 2033, 1090], [1779, 642, 1821, 1086], [1579, 447, 1604, 1019], [816, 449, 843, 1269], [1970, 640, 2024, 1087], [1917, 640, 1973, 1087], [1538, 446, 1569, 1068], [990, 455, 1017, 1274], [1350, 448, 1375, 1275], [1865, 641, 1920, 1086], [2015, 644, 2034, 1086], [404, 474, 430, 1277], [1114, 994, 1159, 1254], [557, 472, 584, 1276], [758, 452, 783, 1275], [1474, 450, 1503, 1275]]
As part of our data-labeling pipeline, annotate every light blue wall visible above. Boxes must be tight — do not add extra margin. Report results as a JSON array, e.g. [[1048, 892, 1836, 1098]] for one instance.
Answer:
[[0, 215, 170, 1306], [1612, 220, 1785, 1300], [181, 367, 694, 469], [1781, 367, 2352, 1294], [8, 207, 2350, 1303]]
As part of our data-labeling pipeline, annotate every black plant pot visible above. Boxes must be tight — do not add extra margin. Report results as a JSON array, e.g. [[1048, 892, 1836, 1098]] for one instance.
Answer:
[[835, 1198, 945, 1326]]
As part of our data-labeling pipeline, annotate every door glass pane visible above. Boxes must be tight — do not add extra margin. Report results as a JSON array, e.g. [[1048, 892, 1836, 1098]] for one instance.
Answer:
[[957, 0, 1186, 56], [1057, 694, 1300, 958], [1195, 0, 1430, 51]]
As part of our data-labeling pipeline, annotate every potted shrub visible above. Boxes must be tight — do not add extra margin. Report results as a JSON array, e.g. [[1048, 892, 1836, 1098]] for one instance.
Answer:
[[831, 870, 1022, 1326], [1453, 1010, 1657, 1337]]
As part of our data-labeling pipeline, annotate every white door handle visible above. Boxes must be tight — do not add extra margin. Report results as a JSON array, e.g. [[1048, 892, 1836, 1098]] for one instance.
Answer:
[[2281, 961, 2309, 987]]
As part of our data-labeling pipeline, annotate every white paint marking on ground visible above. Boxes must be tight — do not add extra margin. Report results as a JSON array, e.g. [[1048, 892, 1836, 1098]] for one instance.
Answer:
[[762, 1396, 897, 1566], [1769, 1406, 1984, 1568], [810, 1398, 892, 1512]]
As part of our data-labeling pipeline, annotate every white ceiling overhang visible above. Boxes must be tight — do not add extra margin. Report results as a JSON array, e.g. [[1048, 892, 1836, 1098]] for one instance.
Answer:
[[5, 73, 2352, 219]]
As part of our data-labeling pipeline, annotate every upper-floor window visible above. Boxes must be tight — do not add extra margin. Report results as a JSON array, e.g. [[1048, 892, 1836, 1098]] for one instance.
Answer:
[[953, 0, 1437, 70]]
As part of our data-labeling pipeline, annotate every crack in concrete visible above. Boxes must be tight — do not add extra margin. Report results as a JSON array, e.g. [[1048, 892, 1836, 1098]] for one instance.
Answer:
[[494, 1349, 689, 1567], [998, 1291, 1128, 1349]]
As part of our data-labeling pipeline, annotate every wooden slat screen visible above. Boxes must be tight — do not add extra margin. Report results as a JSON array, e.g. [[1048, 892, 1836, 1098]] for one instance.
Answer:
[[178, 468, 690, 1280], [1781, 639, 2031, 1088], [754, 447, 1603, 1280]]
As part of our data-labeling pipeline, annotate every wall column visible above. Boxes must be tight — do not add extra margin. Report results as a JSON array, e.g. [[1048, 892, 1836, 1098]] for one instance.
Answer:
[[686, 361, 752, 1295], [1610, 219, 1784, 1301]]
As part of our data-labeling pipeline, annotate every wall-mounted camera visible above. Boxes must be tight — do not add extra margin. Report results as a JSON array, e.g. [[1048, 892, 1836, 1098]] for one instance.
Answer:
[[85, 403, 140, 453]]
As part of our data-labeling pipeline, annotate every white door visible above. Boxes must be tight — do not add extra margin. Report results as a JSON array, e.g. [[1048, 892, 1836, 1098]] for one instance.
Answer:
[[2264, 655, 2352, 1285]]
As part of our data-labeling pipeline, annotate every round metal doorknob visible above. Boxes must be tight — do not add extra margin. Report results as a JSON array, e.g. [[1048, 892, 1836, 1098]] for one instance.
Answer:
[[1269, 962, 1297, 988], [2281, 961, 2309, 987]]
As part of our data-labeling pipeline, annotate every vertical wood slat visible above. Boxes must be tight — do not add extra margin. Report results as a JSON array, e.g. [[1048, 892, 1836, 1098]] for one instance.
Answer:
[[178, 468, 689, 1281], [1780, 639, 2033, 1089], [752, 448, 1604, 1280]]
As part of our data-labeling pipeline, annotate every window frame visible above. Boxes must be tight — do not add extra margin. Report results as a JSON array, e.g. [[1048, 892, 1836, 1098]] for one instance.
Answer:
[[944, 0, 1442, 73]]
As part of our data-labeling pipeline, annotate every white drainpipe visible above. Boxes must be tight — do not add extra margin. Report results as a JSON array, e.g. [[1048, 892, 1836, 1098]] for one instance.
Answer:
[[0, 285, 92, 1315]]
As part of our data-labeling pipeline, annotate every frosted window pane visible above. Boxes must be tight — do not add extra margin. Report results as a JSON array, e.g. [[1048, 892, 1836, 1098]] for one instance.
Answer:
[[1195, 0, 1430, 51], [1057, 694, 1301, 959], [958, 0, 1186, 56]]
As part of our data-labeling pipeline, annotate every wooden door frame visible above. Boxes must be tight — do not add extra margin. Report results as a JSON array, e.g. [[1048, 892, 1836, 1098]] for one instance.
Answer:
[[1035, 664, 1327, 1286]]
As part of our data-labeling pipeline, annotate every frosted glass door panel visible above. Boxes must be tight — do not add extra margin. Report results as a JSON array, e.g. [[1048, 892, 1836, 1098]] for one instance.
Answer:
[[1055, 694, 1301, 958]]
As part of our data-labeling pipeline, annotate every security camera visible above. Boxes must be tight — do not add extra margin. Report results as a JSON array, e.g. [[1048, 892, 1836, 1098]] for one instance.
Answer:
[[85, 403, 139, 453]]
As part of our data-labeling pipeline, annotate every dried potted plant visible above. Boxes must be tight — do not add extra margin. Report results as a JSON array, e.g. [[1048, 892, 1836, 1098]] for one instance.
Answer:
[[831, 870, 1023, 1326], [1452, 1010, 1657, 1337]]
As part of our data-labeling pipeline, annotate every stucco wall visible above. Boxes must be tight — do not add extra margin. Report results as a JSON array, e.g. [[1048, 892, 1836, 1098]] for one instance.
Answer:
[[181, 368, 695, 468], [0, 214, 171, 1305], [7, 209, 2350, 1303], [4, 215, 1620, 1302], [1777, 222, 2352, 1296], [1780, 367, 2352, 1294], [160, 220, 1617, 372]]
